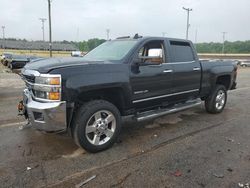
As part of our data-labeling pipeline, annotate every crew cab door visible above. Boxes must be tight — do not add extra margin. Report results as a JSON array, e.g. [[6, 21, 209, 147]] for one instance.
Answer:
[[167, 40, 201, 101], [130, 40, 174, 108]]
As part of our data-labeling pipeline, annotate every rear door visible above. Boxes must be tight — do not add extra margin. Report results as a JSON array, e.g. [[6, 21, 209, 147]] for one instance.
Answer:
[[167, 40, 201, 101]]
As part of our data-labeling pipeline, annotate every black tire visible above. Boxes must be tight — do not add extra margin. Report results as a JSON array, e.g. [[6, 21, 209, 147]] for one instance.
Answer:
[[72, 100, 121, 153], [205, 85, 227, 114]]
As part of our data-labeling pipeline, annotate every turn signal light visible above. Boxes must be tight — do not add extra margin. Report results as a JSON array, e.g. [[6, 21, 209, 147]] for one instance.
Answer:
[[48, 92, 60, 100], [49, 77, 60, 85]]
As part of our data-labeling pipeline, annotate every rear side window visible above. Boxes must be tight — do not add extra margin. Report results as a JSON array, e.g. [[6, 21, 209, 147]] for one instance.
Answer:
[[169, 41, 195, 62]]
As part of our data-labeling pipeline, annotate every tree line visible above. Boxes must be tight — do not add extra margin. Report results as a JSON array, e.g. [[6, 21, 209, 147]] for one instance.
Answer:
[[74, 38, 106, 52], [196, 41, 250, 53], [3, 37, 250, 53], [75, 39, 250, 53]]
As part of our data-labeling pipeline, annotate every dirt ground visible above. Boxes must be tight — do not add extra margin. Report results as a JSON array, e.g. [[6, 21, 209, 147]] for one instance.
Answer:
[[0, 64, 250, 188]]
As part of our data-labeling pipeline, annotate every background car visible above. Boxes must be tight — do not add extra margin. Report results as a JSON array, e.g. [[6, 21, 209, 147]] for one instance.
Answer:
[[240, 60, 250, 67], [71, 51, 83, 57], [1, 52, 13, 66], [8, 55, 29, 69], [8, 55, 45, 70]]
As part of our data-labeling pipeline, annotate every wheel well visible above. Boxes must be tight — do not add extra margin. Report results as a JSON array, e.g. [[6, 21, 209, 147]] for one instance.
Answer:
[[76, 88, 126, 115], [216, 75, 231, 90]]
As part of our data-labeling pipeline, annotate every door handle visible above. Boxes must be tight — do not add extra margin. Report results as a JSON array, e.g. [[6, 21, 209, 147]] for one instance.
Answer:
[[193, 67, 201, 71], [163, 69, 173, 73]]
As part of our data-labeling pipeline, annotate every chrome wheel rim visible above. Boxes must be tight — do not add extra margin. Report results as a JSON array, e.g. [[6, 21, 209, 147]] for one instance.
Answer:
[[215, 90, 225, 110], [85, 110, 116, 146]]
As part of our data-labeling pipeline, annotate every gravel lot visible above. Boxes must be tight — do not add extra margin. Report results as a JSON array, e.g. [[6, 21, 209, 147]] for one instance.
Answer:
[[0, 65, 250, 188]]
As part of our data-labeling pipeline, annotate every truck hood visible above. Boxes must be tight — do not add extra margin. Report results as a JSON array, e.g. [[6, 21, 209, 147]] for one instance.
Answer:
[[24, 57, 108, 73]]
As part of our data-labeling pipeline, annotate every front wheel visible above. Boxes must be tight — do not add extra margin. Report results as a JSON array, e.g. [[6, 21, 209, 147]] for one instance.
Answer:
[[72, 100, 121, 153], [205, 85, 227, 114]]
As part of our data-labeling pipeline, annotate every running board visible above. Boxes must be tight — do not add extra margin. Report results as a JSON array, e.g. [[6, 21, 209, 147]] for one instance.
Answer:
[[136, 100, 202, 122]]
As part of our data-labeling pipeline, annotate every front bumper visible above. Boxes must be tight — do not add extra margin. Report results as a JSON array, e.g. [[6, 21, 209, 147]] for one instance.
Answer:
[[23, 89, 67, 132]]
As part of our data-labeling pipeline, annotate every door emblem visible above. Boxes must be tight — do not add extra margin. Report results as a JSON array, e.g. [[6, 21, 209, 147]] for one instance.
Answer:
[[134, 90, 149, 95]]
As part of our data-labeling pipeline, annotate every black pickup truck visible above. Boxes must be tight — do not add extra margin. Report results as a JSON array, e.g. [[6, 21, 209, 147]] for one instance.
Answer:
[[20, 35, 237, 152]]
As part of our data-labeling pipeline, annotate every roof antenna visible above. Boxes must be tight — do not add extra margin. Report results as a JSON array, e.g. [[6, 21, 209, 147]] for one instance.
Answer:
[[133, 33, 142, 39]]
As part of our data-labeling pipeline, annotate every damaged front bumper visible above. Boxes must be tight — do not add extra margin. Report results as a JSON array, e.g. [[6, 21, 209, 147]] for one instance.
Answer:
[[22, 89, 67, 132]]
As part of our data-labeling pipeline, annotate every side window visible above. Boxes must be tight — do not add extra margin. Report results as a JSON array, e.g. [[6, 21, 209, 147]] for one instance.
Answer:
[[138, 47, 145, 56], [169, 41, 195, 62], [137, 41, 165, 64]]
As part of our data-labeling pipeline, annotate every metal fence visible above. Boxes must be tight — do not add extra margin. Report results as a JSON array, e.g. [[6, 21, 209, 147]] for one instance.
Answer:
[[0, 39, 78, 51]]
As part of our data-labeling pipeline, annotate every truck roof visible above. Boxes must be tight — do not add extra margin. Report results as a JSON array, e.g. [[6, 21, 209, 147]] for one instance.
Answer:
[[114, 35, 192, 44]]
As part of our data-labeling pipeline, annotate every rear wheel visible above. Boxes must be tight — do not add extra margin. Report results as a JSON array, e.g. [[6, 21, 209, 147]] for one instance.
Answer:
[[205, 85, 227, 114], [72, 100, 121, 153]]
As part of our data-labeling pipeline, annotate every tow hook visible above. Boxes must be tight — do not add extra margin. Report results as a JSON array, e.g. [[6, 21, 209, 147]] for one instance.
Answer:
[[17, 100, 24, 116], [17, 100, 28, 119], [17, 100, 31, 129]]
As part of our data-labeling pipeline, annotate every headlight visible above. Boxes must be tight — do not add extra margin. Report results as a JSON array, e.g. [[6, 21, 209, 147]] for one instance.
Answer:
[[35, 76, 60, 85], [32, 74, 61, 101]]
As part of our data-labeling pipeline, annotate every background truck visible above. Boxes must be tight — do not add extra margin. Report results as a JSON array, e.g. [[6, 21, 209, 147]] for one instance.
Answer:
[[20, 35, 237, 152]]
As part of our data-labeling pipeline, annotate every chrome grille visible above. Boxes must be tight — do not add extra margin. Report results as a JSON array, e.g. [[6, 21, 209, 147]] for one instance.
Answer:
[[23, 75, 35, 83]]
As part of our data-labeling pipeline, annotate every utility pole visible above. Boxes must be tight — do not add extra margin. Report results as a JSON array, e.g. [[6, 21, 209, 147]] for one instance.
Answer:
[[48, 0, 52, 57], [1, 26, 5, 49], [222, 32, 227, 54], [183, 7, 192, 40], [39, 18, 46, 42], [106, 29, 110, 40], [162, 32, 167, 37]]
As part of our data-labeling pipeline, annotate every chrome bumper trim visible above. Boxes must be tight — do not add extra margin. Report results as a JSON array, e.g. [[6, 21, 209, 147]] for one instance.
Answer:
[[23, 89, 67, 132]]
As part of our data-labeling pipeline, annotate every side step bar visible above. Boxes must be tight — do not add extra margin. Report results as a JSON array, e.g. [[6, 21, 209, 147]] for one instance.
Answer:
[[136, 100, 202, 122]]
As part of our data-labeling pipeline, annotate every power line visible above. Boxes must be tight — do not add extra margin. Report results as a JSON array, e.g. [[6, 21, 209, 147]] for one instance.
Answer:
[[76, 27, 79, 41], [39, 18, 47, 42], [48, 0, 52, 57], [2, 26, 5, 49], [183, 7, 192, 40], [195, 29, 198, 43], [194, 29, 198, 49], [106, 29, 110, 40], [222, 32, 227, 54]]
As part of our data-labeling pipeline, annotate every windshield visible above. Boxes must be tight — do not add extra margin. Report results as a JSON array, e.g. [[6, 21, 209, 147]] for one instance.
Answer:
[[83, 40, 137, 61]]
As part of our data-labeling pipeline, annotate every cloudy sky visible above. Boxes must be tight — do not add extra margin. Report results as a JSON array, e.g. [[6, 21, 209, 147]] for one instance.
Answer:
[[0, 0, 249, 42]]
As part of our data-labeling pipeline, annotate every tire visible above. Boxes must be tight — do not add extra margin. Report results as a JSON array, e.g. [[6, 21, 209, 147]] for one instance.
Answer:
[[242, 64, 247, 68], [72, 100, 121, 153], [205, 85, 227, 114]]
